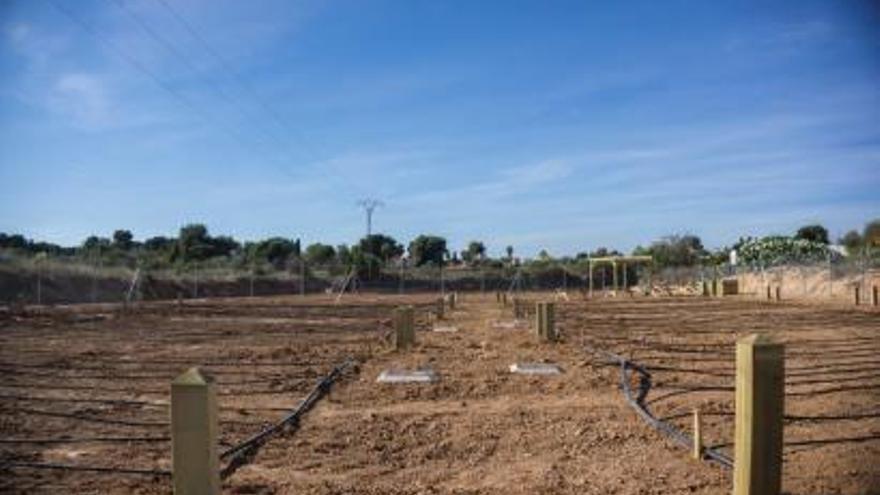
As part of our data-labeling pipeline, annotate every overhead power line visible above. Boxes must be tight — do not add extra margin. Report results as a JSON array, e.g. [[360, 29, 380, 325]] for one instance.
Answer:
[[46, 0, 290, 168], [109, 0, 296, 156], [151, 0, 321, 159], [150, 0, 379, 199]]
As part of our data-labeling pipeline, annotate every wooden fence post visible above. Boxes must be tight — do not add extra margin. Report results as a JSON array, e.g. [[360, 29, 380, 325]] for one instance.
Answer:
[[394, 305, 415, 350], [692, 408, 702, 460], [734, 334, 784, 495], [873, 285, 878, 307], [171, 367, 219, 495], [766, 285, 771, 301], [854, 286, 860, 305], [436, 297, 445, 320], [774, 286, 781, 302], [534, 302, 556, 342]]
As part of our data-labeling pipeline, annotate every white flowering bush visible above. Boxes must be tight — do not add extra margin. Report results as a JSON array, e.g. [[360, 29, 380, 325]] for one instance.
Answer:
[[736, 236, 836, 266]]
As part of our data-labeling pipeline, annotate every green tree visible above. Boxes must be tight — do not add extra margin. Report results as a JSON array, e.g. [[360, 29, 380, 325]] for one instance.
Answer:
[[505, 245, 514, 262], [209, 235, 241, 257], [0, 233, 29, 250], [143, 236, 174, 252], [588, 247, 621, 258], [408, 235, 447, 266], [171, 224, 242, 263], [840, 230, 863, 255], [253, 237, 299, 267], [173, 224, 211, 262], [82, 235, 111, 252], [304, 243, 336, 264], [461, 241, 486, 265], [645, 235, 706, 267], [358, 234, 404, 261], [112, 229, 134, 250], [336, 244, 352, 265], [864, 219, 880, 248], [795, 224, 829, 245]]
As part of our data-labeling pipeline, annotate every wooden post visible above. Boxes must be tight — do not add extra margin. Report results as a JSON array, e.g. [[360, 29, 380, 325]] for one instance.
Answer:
[[702, 281, 710, 297], [873, 285, 878, 307], [854, 286, 860, 305], [622, 262, 628, 290], [534, 302, 545, 339], [545, 302, 556, 342], [435, 298, 445, 321], [299, 259, 306, 296], [766, 285, 771, 301], [588, 261, 594, 298], [775, 286, 781, 302], [502, 292, 508, 307], [692, 408, 702, 460], [535, 302, 556, 342], [394, 305, 415, 349], [171, 367, 219, 495], [734, 334, 784, 495], [612, 261, 618, 292]]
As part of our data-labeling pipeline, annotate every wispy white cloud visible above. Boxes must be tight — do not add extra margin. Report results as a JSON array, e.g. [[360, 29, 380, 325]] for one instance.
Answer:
[[49, 73, 113, 129], [6, 22, 30, 44], [725, 20, 835, 54]]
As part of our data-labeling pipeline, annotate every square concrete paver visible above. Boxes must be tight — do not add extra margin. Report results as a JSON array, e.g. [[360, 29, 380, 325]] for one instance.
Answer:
[[508, 363, 562, 375], [490, 320, 528, 330], [376, 369, 440, 383]]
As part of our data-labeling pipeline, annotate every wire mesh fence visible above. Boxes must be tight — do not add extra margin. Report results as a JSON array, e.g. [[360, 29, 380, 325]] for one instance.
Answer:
[[3, 247, 878, 307]]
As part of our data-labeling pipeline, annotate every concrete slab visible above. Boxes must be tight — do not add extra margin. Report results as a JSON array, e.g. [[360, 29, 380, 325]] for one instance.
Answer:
[[508, 363, 562, 375], [376, 369, 439, 384], [433, 325, 458, 333], [490, 319, 528, 330]]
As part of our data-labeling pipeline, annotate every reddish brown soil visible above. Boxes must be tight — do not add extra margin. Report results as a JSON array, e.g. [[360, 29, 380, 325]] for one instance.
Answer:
[[1, 293, 878, 494]]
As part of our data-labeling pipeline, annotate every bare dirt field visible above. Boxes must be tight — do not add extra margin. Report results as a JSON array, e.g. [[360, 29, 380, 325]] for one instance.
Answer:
[[1, 293, 878, 494]]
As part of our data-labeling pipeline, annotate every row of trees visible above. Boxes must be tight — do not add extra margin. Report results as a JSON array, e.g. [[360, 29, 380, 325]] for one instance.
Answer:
[[0, 225, 458, 272], [1, 219, 877, 273]]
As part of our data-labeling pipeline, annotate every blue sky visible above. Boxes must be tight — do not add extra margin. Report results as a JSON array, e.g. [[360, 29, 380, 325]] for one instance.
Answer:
[[1, 0, 878, 257]]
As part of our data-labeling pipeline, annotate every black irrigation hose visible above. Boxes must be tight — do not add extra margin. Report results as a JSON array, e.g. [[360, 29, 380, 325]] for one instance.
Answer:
[[586, 346, 734, 469], [219, 358, 354, 480], [3, 461, 171, 477]]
